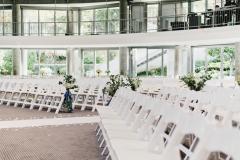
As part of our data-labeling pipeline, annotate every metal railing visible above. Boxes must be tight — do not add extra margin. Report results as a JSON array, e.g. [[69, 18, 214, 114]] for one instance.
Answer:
[[0, 6, 240, 36]]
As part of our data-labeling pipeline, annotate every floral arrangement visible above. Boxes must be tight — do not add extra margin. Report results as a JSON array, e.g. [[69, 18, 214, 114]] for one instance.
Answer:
[[103, 75, 142, 97], [103, 75, 127, 97], [59, 75, 78, 90], [180, 73, 212, 91], [39, 67, 52, 76], [96, 69, 102, 77]]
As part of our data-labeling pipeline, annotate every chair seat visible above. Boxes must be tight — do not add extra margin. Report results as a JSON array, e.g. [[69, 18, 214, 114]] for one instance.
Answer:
[[111, 138, 162, 160]]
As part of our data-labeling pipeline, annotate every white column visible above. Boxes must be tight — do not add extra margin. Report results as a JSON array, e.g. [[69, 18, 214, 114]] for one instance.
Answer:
[[119, 47, 129, 76], [129, 49, 137, 77], [174, 46, 180, 78], [167, 49, 175, 78], [73, 49, 82, 79], [21, 49, 28, 76], [235, 43, 240, 82], [12, 48, 21, 75], [66, 48, 74, 75], [177, 45, 192, 76], [66, 48, 82, 78]]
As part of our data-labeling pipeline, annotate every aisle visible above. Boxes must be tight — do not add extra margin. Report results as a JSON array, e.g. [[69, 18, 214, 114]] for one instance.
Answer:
[[0, 116, 100, 129]]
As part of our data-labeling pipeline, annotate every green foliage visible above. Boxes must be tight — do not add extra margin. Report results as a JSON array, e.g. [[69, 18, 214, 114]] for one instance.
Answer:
[[137, 67, 167, 76], [196, 47, 235, 77], [84, 54, 94, 64], [55, 55, 66, 63], [180, 73, 212, 91], [39, 52, 47, 63], [104, 75, 127, 97], [56, 67, 66, 75], [96, 55, 104, 64], [27, 52, 38, 72], [127, 76, 141, 91], [104, 75, 142, 96], [0, 53, 13, 75], [59, 75, 78, 90]]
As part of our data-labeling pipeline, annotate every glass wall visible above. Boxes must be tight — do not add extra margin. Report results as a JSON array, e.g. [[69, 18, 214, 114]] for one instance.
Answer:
[[83, 49, 119, 77], [192, 46, 235, 79], [0, 49, 13, 75], [147, 4, 158, 32], [191, 0, 206, 13], [0, 9, 12, 35], [56, 10, 67, 35], [23, 10, 38, 35], [80, 7, 119, 35], [108, 7, 120, 33], [23, 9, 68, 36], [26, 49, 67, 76], [133, 48, 169, 77]]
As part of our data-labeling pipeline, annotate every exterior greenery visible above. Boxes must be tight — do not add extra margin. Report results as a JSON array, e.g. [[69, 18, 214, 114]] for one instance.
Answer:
[[137, 67, 167, 76], [194, 47, 235, 78]]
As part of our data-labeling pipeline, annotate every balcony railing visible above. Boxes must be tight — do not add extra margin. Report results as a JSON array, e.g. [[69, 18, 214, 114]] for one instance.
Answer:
[[0, 6, 240, 36]]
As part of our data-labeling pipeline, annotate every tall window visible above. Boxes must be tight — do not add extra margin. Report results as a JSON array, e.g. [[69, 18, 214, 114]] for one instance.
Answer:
[[83, 50, 95, 77], [83, 49, 119, 77], [95, 8, 107, 34], [80, 7, 119, 35], [193, 47, 206, 75], [192, 46, 235, 79], [56, 11, 67, 35], [23, 10, 38, 36], [147, 4, 158, 32], [109, 49, 120, 75], [23, 9, 67, 36], [108, 7, 120, 33], [0, 49, 13, 75], [96, 50, 108, 76], [191, 0, 206, 12], [39, 10, 54, 36], [134, 48, 168, 77], [0, 9, 12, 35], [80, 10, 94, 35], [148, 49, 162, 76], [135, 48, 147, 76], [26, 49, 66, 76]]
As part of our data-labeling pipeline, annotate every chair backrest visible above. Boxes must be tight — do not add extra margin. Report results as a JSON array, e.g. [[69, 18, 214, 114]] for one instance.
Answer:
[[162, 111, 208, 160], [192, 126, 240, 160]]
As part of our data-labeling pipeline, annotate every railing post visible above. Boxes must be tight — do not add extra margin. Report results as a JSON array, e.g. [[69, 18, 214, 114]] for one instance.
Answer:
[[212, 10, 215, 27]]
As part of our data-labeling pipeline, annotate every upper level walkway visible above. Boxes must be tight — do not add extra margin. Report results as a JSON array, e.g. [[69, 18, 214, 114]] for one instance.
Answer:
[[0, 24, 240, 48]]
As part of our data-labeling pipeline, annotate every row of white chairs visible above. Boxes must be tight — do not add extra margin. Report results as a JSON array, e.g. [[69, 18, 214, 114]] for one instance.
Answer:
[[96, 87, 240, 160], [0, 78, 107, 114]]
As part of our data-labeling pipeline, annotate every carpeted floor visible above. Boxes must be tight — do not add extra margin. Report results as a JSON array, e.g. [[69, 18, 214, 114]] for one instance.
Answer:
[[0, 124, 101, 160], [0, 105, 97, 121]]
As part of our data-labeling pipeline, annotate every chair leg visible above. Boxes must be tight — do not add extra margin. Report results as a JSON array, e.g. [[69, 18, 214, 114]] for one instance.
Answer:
[[95, 124, 100, 132], [39, 105, 43, 111], [99, 138, 105, 148], [91, 106, 96, 112], [47, 108, 51, 112], [101, 145, 108, 156], [96, 128, 102, 137], [105, 154, 111, 160], [81, 105, 86, 111], [97, 133, 103, 142]]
